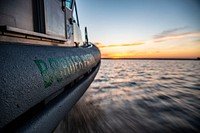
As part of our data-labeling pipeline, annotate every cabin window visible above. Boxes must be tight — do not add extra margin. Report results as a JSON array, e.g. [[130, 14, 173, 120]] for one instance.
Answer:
[[66, 0, 73, 9]]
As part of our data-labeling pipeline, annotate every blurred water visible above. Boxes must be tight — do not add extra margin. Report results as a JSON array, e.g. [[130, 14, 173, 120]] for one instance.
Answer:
[[55, 60, 200, 133]]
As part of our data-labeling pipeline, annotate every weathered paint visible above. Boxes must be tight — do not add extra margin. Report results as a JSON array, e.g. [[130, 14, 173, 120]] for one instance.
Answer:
[[34, 54, 96, 88], [0, 43, 100, 129], [34, 60, 53, 88]]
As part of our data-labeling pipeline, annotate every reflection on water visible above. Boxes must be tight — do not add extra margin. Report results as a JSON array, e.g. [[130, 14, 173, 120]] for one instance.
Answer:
[[55, 60, 200, 133]]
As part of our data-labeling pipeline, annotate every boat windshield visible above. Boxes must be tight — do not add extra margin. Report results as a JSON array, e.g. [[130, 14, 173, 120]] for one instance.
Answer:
[[66, 0, 73, 9]]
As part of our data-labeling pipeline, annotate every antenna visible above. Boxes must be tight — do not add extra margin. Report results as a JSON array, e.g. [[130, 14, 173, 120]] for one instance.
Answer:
[[85, 27, 89, 44]]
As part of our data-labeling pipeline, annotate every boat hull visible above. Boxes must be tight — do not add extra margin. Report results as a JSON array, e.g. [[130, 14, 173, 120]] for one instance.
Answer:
[[0, 42, 101, 130]]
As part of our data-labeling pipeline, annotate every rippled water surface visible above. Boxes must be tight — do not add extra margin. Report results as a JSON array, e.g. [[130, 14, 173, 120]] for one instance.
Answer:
[[55, 60, 200, 133]]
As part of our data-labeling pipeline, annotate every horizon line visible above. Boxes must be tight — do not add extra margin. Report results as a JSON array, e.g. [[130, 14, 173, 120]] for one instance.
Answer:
[[101, 57, 200, 60]]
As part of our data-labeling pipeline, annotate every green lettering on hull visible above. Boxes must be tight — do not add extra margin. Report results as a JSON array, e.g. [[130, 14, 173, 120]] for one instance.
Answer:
[[34, 60, 53, 88], [48, 58, 63, 82], [34, 54, 96, 88]]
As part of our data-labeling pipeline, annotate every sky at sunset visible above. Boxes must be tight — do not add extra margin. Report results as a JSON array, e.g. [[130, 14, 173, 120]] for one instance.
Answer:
[[76, 0, 200, 58]]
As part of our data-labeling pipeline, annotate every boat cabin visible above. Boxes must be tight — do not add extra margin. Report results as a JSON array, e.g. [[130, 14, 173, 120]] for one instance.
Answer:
[[0, 0, 83, 46]]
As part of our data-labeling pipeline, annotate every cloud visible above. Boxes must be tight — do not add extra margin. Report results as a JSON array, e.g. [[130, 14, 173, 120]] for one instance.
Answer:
[[157, 32, 200, 39], [95, 30, 200, 49], [95, 42, 144, 49], [154, 26, 189, 39], [152, 32, 200, 43], [194, 39, 200, 42]]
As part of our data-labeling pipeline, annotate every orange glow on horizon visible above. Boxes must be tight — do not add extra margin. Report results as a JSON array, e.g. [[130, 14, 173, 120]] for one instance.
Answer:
[[95, 32, 200, 59], [99, 46, 200, 59]]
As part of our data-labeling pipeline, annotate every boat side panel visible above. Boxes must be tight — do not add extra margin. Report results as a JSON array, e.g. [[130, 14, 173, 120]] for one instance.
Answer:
[[0, 0, 34, 31]]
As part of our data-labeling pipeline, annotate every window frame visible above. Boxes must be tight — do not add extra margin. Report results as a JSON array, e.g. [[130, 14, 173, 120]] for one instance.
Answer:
[[65, 0, 73, 10]]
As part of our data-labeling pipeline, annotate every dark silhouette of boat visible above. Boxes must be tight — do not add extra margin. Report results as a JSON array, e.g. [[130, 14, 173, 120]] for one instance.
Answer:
[[0, 0, 101, 132]]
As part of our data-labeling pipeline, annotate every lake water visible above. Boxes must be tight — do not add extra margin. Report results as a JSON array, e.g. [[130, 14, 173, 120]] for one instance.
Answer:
[[55, 60, 200, 133]]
